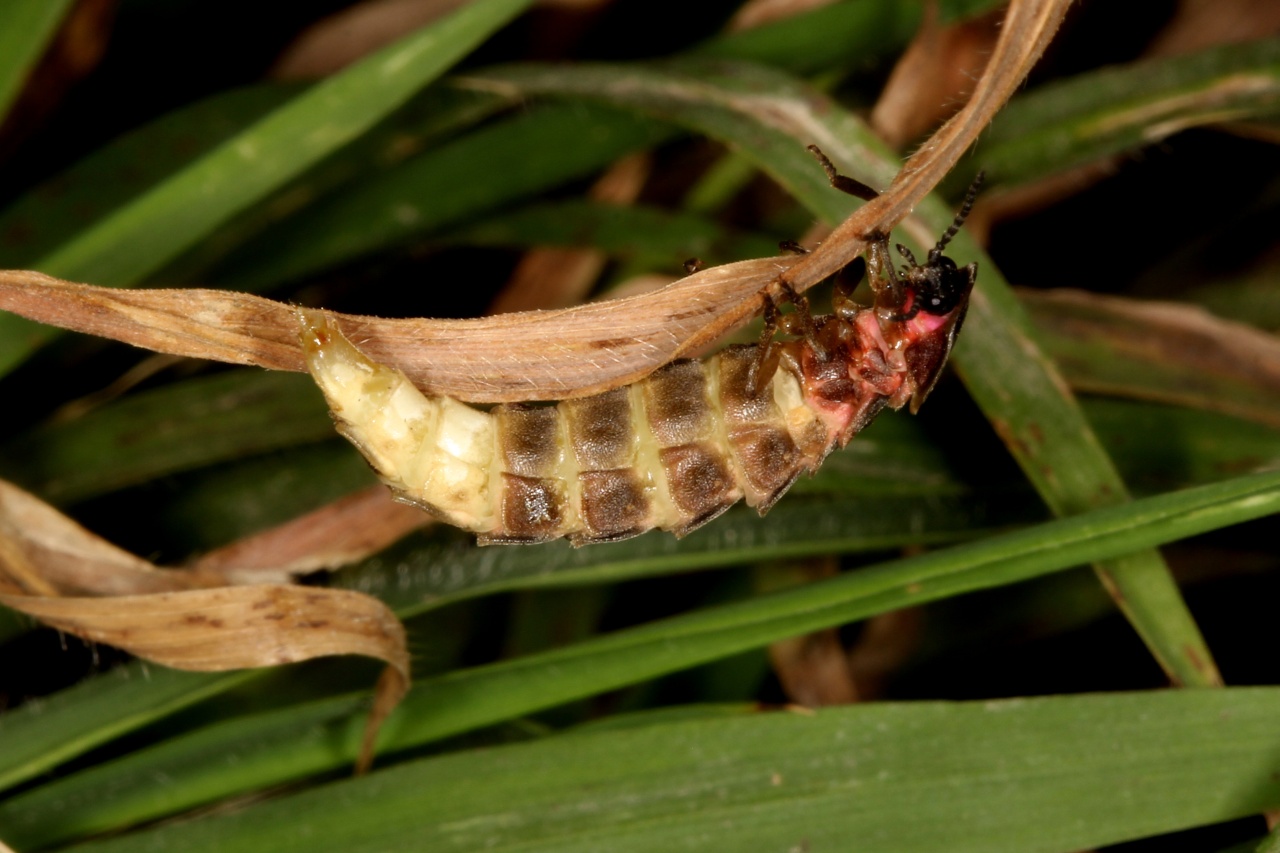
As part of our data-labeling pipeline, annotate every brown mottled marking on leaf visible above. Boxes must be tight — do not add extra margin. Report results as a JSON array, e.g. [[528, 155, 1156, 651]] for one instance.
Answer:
[[498, 474, 564, 542], [642, 359, 714, 446], [659, 443, 738, 526], [563, 388, 636, 470], [576, 469, 649, 542], [496, 404, 562, 477], [590, 337, 639, 350]]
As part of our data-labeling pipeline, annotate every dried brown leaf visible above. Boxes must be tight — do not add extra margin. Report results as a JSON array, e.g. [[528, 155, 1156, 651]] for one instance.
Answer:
[[0, 479, 216, 596], [870, 4, 1002, 148], [726, 0, 840, 32], [0, 478, 410, 773], [769, 629, 859, 707], [272, 0, 472, 79], [0, 259, 792, 402], [0, 0, 1069, 404], [779, 0, 1070, 294], [192, 486, 428, 580], [1147, 0, 1280, 58]]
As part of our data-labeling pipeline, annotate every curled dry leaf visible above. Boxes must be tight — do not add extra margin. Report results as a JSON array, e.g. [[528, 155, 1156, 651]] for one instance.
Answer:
[[0, 479, 409, 773], [0, 479, 217, 597], [0, 0, 1070, 404], [0, 259, 791, 403], [192, 485, 430, 580], [1023, 289, 1280, 428]]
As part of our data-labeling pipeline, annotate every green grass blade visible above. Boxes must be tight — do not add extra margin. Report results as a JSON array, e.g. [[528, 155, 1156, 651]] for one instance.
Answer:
[[6, 470, 1276, 845], [381, 469, 1278, 749], [207, 102, 673, 289], [441, 199, 782, 268], [45, 689, 1280, 852], [0, 371, 331, 504], [0, 86, 296, 269], [0, 665, 253, 793], [944, 232, 1220, 685], [954, 37, 1280, 191], [0, 0, 533, 378], [8, 395, 1269, 807], [0, 0, 73, 123]]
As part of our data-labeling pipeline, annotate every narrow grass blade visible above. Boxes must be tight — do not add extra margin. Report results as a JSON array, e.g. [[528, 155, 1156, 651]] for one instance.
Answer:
[[0, 86, 295, 269], [953, 37, 1280, 191], [0, 664, 253, 792], [207, 103, 673, 289], [944, 228, 1222, 685], [0, 371, 331, 504], [0, 0, 73, 123], [0, 0, 534, 377], [62, 689, 1280, 853], [5, 470, 1276, 845], [440, 199, 781, 269]]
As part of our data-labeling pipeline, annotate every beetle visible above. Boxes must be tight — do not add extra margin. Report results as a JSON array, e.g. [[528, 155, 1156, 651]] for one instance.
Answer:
[[299, 151, 981, 545]]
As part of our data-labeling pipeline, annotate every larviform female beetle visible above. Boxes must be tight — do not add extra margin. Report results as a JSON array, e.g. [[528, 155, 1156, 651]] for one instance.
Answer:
[[299, 153, 981, 546]]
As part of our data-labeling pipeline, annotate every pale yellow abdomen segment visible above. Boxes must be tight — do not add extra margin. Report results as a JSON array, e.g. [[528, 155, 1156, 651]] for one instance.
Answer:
[[300, 312, 494, 532]]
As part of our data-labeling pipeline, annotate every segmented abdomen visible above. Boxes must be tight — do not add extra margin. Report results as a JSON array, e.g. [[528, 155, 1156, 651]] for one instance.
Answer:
[[300, 311, 832, 545]]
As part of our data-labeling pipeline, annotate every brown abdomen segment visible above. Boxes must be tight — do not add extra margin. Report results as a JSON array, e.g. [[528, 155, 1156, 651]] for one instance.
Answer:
[[717, 346, 807, 512], [484, 348, 825, 546]]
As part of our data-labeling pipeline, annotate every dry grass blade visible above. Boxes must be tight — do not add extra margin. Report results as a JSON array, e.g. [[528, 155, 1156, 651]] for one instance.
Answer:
[[0, 0, 1067, 404], [0, 479, 216, 596], [192, 486, 429, 580], [781, 0, 1070, 293], [0, 478, 410, 773], [870, 4, 1002, 148], [1024, 289, 1280, 427], [0, 259, 791, 402]]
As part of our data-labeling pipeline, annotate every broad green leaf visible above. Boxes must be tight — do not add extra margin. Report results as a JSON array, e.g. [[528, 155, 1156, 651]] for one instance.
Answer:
[[4, 469, 1276, 845]]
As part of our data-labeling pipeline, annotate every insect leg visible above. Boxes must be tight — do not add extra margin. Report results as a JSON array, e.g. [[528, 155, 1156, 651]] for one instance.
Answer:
[[749, 291, 784, 395], [831, 256, 867, 320], [806, 144, 880, 201]]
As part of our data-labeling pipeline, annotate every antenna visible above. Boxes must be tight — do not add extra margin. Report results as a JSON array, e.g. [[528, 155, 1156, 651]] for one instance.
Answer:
[[929, 171, 985, 262]]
